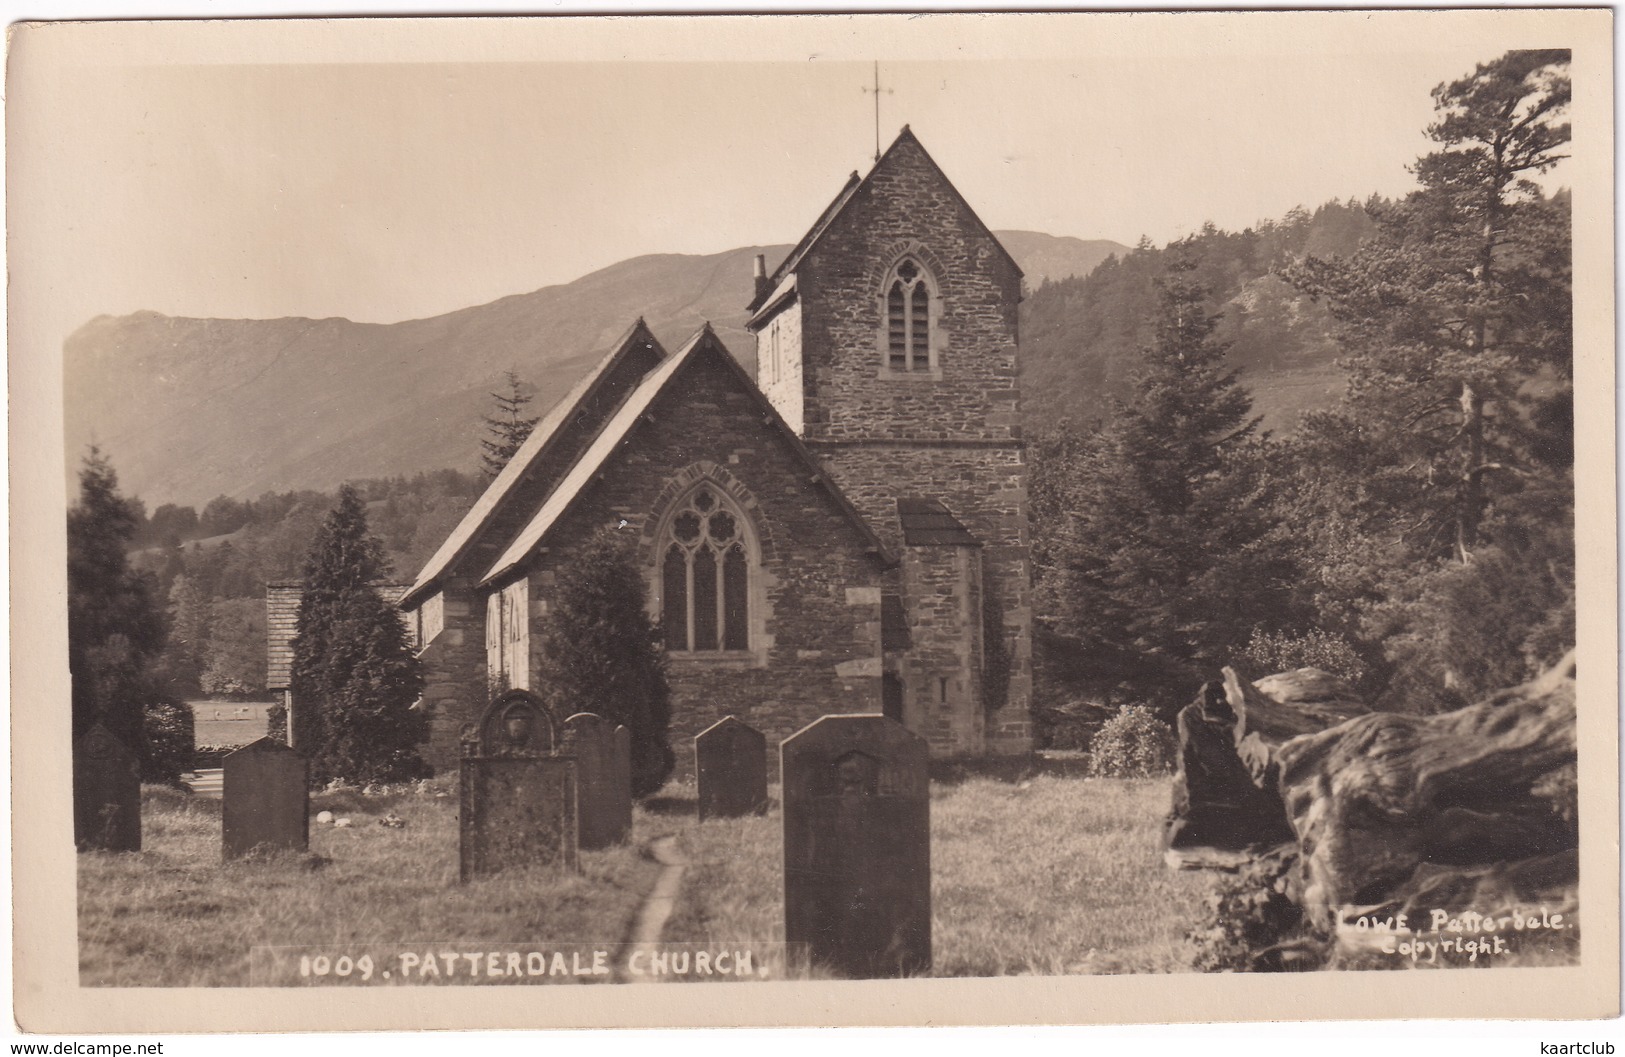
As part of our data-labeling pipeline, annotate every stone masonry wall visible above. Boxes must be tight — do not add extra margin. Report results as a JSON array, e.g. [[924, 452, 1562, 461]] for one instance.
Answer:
[[795, 136, 1022, 447], [755, 300, 805, 435], [789, 134, 1032, 754], [411, 580, 487, 772], [516, 347, 886, 779], [896, 544, 984, 754]]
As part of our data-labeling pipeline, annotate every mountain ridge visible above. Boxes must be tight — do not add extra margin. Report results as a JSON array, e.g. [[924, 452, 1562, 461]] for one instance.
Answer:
[[66, 232, 1128, 507]]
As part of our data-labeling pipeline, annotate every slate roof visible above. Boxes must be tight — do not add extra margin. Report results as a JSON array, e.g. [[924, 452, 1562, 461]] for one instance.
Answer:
[[400, 319, 665, 608], [897, 498, 979, 547], [482, 324, 896, 587], [748, 126, 1022, 313]]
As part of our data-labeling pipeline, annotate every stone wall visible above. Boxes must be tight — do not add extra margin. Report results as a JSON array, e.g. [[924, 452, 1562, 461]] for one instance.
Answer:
[[411, 580, 487, 772], [755, 299, 805, 434], [786, 132, 1033, 755], [894, 544, 984, 754]]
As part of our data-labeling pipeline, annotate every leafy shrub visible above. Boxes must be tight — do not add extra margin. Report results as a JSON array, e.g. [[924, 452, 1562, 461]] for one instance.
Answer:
[[536, 528, 674, 798], [141, 699, 195, 784], [1087, 705, 1175, 778], [1238, 628, 1367, 685]]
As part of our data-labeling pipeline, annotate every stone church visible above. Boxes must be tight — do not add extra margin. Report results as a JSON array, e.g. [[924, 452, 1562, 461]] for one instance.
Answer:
[[397, 128, 1033, 772]]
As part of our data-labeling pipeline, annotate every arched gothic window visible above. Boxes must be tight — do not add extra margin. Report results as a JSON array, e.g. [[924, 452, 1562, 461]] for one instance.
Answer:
[[885, 257, 934, 372], [659, 486, 752, 652]]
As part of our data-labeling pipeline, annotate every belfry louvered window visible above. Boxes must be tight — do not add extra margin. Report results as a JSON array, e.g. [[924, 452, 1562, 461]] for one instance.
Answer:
[[660, 486, 751, 652], [886, 258, 933, 372]]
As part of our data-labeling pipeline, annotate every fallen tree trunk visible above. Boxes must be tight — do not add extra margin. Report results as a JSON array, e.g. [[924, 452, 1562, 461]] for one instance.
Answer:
[[1170, 651, 1579, 970], [1166, 666, 1368, 868]]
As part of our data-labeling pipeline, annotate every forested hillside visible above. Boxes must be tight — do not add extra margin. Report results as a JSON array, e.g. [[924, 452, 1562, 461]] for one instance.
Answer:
[[125, 468, 485, 698], [1031, 50, 1574, 745], [1021, 198, 1378, 433]]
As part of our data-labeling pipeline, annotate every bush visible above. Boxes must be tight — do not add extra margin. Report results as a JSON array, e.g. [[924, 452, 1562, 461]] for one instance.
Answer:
[[1087, 705, 1175, 778], [536, 528, 674, 798], [1238, 628, 1367, 685], [141, 699, 195, 784]]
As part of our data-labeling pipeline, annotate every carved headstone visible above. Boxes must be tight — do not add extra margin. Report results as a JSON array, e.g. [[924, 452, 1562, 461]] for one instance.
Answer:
[[563, 712, 632, 849], [222, 737, 309, 861], [695, 716, 768, 821], [73, 724, 141, 852], [459, 690, 578, 881], [781, 715, 930, 978]]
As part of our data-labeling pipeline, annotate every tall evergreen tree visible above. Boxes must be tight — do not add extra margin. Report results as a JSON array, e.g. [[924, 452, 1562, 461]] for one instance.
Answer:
[[67, 447, 170, 748], [480, 370, 540, 479], [289, 484, 428, 785], [1289, 49, 1571, 563], [535, 529, 674, 797], [1274, 50, 1574, 710], [1037, 246, 1295, 711]]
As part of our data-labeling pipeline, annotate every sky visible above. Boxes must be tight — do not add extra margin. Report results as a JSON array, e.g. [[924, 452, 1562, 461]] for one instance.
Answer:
[[11, 13, 1585, 342]]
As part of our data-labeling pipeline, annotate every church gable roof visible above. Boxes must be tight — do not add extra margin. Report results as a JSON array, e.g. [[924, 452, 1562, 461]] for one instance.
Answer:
[[401, 319, 666, 608], [750, 126, 1021, 311], [482, 324, 895, 586]]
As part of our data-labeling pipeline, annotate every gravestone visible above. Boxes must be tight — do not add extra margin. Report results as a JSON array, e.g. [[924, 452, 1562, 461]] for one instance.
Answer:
[[73, 724, 141, 852], [459, 689, 579, 881], [563, 712, 633, 849], [695, 716, 768, 821], [222, 737, 309, 861], [781, 715, 930, 978]]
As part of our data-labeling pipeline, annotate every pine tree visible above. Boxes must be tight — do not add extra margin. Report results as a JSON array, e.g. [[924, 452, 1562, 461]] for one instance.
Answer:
[[480, 370, 540, 479], [1272, 50, 1575, 710], [1037, 246, 1295, 711], [535, 529, 674, 797], [67, 447, 196, 782], [289, 484, 428, 785], [67, 447, 170, 748], [1289, 49, 1571, 563]]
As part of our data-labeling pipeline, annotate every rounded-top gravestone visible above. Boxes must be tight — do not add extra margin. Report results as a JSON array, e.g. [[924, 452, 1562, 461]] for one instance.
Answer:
[[563, 712, 632, 849], [781, 714, 930, 979], [459, 689, 578, 880]]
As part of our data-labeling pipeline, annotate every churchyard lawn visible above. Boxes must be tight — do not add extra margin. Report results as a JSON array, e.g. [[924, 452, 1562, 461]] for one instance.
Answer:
[[77, 781, 661, 986], [664, 771, 1210, 976], [78, 769, 1209, 985]]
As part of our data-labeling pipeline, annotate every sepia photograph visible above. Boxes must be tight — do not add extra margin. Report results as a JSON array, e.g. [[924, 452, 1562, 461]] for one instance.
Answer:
[[8, 8, 1617, 1034]]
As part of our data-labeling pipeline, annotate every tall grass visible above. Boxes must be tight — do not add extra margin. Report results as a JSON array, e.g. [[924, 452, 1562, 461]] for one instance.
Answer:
[[665, 774, 1209, 977], [78, 781, 660, 986]]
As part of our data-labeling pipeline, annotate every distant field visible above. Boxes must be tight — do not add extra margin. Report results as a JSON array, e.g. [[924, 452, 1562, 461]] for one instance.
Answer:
[[187, 700, 274, 748], [1250, 363, 1348, 433]]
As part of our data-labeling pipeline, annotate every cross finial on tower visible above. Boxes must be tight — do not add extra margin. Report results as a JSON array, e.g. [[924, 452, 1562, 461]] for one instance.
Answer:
[[860, 61, 893, 163]]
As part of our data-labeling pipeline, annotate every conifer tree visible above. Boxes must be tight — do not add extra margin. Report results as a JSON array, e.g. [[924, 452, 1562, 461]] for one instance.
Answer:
[[1289, 49, 1571, 563], [535, 529, 674, 797], [67, 447, 170, 747], [480, 370, 540, 479], [289, 484, 428, 784], [1272, 50, 1575, 710], [67, 447, 195, 782], [1038, 246, 1294, 711]]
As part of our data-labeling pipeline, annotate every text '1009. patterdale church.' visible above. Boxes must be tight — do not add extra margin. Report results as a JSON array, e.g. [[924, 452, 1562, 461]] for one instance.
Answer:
[[366, 127, 1035, 771]]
